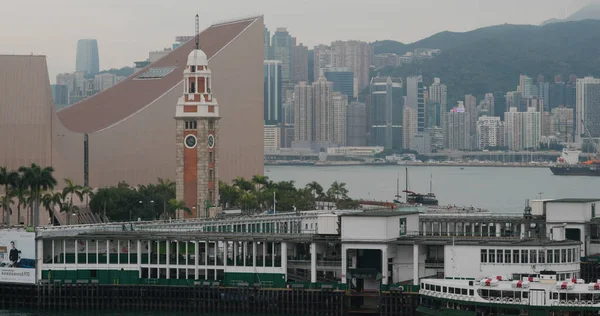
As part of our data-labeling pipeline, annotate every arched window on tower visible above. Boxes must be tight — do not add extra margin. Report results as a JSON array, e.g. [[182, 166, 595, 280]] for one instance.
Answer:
[[189, 81, 196, 93]]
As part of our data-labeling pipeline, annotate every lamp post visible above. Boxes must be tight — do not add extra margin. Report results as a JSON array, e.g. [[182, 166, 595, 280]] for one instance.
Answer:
[[139, 200, 155, 220]]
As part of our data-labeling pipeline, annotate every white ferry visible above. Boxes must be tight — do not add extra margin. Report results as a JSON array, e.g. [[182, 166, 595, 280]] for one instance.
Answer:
[[418, 271, 600, 316]]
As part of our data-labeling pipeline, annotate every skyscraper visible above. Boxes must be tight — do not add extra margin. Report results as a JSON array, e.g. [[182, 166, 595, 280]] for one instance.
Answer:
[[263, 27, 271, 60], [271, 28, 293, 84], [313, 44, 332, 82], [264, 60, 283, 125], [519, 75, 534, 99], [51, 85, 68, 110], [443, 105, 471, 150], [550, 107, 575, 143], [313, 77, 334, 142], [576, 76, 600, 140], [323, 67, 354, 99], [476, 116, 504, 149], [522, 107, 542, 149], [493, 91, 506, 120], [464, 94, 478, 148], [75, 39, 100, 75], [330, 40, 371, 94], [549, 77, 566, 110], [406, 76, 425, 132], [504, 107, 523, 151], [346, 102, 367, 146], [369, 76, 403, 150], [291, 43, 309, 83], [428, 77, 448, 113], [504, 107, 541, 150], [293, 82, 313, 142], [332, 92, 348, 146], [403, 106, 417, 149]]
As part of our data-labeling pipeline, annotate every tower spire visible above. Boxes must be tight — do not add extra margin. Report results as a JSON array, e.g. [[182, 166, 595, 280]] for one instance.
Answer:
[[195, 14, 200, 50]]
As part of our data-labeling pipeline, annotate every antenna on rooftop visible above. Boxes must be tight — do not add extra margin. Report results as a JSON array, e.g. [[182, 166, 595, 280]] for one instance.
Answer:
[[195, 14, 200, 50]]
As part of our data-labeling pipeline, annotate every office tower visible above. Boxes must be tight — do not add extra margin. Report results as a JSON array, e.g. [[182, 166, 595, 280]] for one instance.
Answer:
[[406, 76, 425, 132], [94, 73, 117, 91], [506, 91, 523, 112], [576, 77, 600, 140], [369, 76, 403, 150], [550, 77, 566, 110], [51, 85, 69, 110], [264, 27, 271, 59], [443, 105, 471, 150], [566, 79, 577, 108], [271, 28, 293, 83], [493, 91, 506, 120], [313, 44, 332, 82], [264, 60, 283, 125], [425, 100, 441, 128], [75, 39, 100, 75], [332, 92, 348, 146], [291, 43, 308, 83], [483, 93, 495, 117], [323, 67, 354, 99], [346, 102, 367, 146], [522, 107, 542, 149], [536, 81, 550, 110], [504, 108, 523, 151], [519, 75, 534, 99], [476, 116, 504, 149], [550, 107, 575, 143], [313, 77, 334, 142], [330, 40, 371, 94], [293, 82, 313, 142], [465, 94, 478, 148], [403, 106, 417, 149], [428, 77, 448, 113], [263, 125, 281, 150]]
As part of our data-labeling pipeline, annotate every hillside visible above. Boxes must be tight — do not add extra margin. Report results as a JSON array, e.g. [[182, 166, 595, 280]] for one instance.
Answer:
[[541, 1, 600, 25], [372, 19, 600, 105]]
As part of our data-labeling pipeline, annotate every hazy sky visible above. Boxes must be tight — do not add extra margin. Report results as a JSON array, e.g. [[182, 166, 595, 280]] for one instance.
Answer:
[[0, 0, 590, 82]]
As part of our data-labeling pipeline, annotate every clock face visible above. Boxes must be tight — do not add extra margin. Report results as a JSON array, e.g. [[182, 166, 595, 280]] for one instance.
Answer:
[[185, 135, 197, 149], [208, 134, 215, 148]]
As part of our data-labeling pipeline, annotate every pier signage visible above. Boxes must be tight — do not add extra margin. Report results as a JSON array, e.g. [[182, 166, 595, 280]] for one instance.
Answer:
[[0, 230, 35, 284]]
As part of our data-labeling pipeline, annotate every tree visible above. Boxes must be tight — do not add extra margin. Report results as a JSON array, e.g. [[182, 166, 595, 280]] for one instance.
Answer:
[[305, 181, 324, 200], [42, 192, 63, 226], [13, 176, 29, 226], [156, 178, 175, 218], [251, 175, 269, 191], [18, 164, 57, 227], [81, 186, 95, 210], [62, 179, 83, 225], [0, 190, 14, 225], [327, 181, 349, 202], [232, 177, 254, 192], [0, 167, 18, 225], [168, 199, 190, 219]]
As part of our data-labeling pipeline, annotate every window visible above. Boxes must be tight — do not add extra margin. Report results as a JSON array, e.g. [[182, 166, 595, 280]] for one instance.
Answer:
[[505, 250, 511, 263], [136, 67, 176, 80], [568, 249, 572, 262], [489, 249, 495, 263], [481, 249, 488, 263], [497, 250, 503, 263], [191, 66, 196, 73], [561, 249, 566, 263], [209, 169, 213, 181], [184, 121, 197, 130], [209, 152, 213, 163], [190, 82, 196, 93], [547, 250, 553, 263], [521, 250, 528, 264], [538, 250, 545, 264], [513, 250, 520, 264], [208, 190, 213, 203], [208, 120, 215, 130], [399, 218, 407, 236], [554, 249, 560, 263], [530, 250, 537, 264]]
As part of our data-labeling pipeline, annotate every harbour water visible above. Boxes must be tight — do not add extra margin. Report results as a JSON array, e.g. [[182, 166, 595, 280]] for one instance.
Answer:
[[265, 165, 600, 213]]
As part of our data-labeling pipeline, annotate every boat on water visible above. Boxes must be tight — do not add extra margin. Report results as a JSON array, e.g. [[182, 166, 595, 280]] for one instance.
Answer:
[[393, 168, 439, 206], [418, 271, 600, 315], [549, 149, 600, 176]]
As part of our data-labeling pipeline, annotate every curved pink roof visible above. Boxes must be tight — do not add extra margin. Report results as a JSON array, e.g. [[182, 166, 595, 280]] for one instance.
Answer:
[[57, 17, 257, 134]]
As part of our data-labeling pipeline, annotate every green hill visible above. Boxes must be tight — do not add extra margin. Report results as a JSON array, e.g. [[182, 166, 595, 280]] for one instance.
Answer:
[[372, 19, 600, 105]]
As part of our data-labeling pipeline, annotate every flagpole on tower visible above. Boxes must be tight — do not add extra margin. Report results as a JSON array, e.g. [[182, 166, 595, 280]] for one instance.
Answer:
[[195, 14, 199, 50]]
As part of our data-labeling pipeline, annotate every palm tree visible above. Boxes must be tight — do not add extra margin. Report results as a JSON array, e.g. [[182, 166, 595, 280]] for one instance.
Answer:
[[0, 167, 18, 225], [18, 164, 57, 227], [13, 175, 28, 226], [306, 181, 324, 200], [251, 175, 269, 191], [156, 178, 175, 218], [168, 198, 190, 219], [42, 192, 63, 226], [327, 181, 349, 202], [0, 191, 15, 225], [62, 178, 83, 225], [232, 177, 254, 192], [80, 186, 95, 210]]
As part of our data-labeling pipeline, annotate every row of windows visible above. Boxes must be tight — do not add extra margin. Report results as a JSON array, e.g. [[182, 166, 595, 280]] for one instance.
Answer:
[[183, 120, 215, 130], [422, 283, 474, 296], [480, 248, 579, 265]]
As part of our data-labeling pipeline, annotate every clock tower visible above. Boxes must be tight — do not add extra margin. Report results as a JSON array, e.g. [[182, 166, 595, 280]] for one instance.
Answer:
[[174, 44, 220, 219]]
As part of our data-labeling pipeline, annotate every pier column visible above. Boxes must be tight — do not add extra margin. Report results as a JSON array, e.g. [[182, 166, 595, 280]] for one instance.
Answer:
[[496, 223, 501, 237], [382, 246, 388, 285], [137, 240, 142, 278], [447, 223, 450, 236], [281, 242, 287, 281], [233, 241, 238, 266], [166, 241, 170, 279], [194, 241, 199, 278], [520, 223, 525, 239], [310, 242, 317, 283], [252, 242, 257, 267], [341, 245, 347, 284], [413, 244, 419, 285]]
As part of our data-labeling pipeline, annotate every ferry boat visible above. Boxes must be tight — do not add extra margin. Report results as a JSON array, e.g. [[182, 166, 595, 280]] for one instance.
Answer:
[[418, 271, 600, 315]]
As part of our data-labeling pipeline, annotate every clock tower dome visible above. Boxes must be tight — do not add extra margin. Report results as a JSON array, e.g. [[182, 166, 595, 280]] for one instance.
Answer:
[[174, 43, 220, 219]]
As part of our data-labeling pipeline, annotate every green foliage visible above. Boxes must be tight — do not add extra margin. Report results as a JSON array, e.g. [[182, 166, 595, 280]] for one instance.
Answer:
[[372, 20, 600, 105], [219, 176, 360, 213]]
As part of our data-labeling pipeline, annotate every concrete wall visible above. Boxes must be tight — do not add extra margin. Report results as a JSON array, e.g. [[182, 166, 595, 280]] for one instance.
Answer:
[[392, 244, 425, 283], [342, 217, 387, 241], [546, 202, 596, 223]]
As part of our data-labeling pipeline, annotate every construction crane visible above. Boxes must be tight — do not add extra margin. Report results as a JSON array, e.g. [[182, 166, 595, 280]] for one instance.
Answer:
[[581, 119, 600, 163]]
